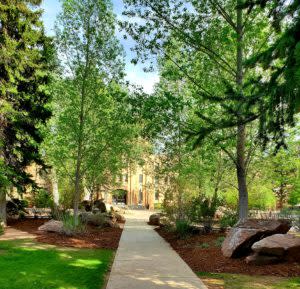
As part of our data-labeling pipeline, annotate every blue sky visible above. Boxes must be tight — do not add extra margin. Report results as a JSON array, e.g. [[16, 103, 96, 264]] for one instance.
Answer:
[[41, 0, 158, 93]]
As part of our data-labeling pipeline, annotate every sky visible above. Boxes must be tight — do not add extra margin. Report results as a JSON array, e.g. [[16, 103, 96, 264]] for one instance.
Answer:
[[41, 0, 159, 93]]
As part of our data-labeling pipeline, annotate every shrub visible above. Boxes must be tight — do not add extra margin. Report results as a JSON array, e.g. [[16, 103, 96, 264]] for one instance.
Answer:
[[58, 212, 86, 236], [80, 212, 107, 227], [154, 203, 162, 210], [32, 189, 53, 208], [188, 193, 222, 233], [214, 236, 226, 247], [175, 219, 191, 239], [220, 210, 238, 230], [199, 242, 210, 249], [6, 198, 28, 218]]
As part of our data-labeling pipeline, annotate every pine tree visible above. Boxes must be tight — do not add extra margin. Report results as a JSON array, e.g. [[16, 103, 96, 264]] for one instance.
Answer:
[[243, 0, 300, 149], [0, 0, 53, 223]]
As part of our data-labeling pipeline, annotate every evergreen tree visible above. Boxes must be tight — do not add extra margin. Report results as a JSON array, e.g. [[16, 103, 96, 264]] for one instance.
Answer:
[[0, 0, 53, 223], [243, 0, 300, 149]]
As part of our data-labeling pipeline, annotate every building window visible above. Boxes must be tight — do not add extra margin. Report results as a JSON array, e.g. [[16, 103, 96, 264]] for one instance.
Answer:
[[139, 188, 143, 203], [139, 174, 143, 184], [155, 190, 159, 201]]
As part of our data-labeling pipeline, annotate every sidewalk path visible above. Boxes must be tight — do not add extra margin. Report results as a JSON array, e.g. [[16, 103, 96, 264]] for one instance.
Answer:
[[0, 227, 36, 241], [106, 210, 207, 289]]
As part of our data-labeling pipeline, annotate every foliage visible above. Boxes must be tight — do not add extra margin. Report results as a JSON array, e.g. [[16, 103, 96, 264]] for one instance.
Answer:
[[0, 239, 113, 289], [220, 210, 238, 230], [121, 0, 274, 220], [6, 199, 28, 218], [59, 212, 87, 236], [214, 236, 226, 248], [175, 219, 191, 239], [188, 193, 222, 233], [0, 0, 54, 200], [43, 0, 140, 221], [243, 0, 300, 149], [31, 189, 54, 208], [199, 242, 210, 249]]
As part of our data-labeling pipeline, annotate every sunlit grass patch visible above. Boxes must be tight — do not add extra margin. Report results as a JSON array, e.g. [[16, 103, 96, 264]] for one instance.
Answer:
[[0, 239, 114, 289], [198, 272, 300, 289]]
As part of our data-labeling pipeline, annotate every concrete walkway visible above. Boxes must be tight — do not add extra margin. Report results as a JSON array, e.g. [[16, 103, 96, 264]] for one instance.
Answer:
[[106, 210, 207, 289], [0, 227, 36, 241]]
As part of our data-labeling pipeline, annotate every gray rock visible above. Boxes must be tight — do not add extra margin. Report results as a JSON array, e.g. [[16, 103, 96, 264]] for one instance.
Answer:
[[245, 253, 280, 265], [149, 213, 160, 226], [252, 233, 300, 262], [38, 220, 64, 234], [221, 219, 291, 258]]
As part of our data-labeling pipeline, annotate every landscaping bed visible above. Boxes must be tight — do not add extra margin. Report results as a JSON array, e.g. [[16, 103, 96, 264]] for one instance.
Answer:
[[7, 218, 123, 249], [156, 227, 300, 277]]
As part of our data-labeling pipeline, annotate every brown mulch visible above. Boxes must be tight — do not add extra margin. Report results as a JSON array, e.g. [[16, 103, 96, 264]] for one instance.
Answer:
[[7, 218, 123, 250], [156, 227, 300, 277]]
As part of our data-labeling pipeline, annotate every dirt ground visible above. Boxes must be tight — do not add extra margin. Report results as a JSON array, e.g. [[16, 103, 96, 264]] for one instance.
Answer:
[[156, 227, 300, 277], [7, 218, 123, 250]]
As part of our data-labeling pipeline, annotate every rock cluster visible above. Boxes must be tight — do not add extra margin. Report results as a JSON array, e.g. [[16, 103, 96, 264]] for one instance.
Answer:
[[246, 234, 300, 265], [221, 219, 291, 258], [221, 218, 300, 265]]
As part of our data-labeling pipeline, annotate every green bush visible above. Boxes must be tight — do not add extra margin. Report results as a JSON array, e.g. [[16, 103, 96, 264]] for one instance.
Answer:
[[214, 236, 226, 247], [220, 210, 238, 230], [175, 219, 191, 239], [32, 189, 53, 208], [58, 212, 86, 236], [6, 198, 28, 217], [80, 212, 107, 227], [154, 203, 162, 210], [188, 193, 222, 233], [199, 242, 210, 249]]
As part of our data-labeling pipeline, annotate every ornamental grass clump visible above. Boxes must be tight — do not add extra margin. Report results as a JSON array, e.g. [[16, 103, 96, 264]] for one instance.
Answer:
[[59, 212, 87, 236]]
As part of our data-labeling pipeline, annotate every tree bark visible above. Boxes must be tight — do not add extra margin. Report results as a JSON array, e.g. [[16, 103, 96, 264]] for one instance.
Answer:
[[73, 15, 91, 224], [236, 124, 248, 219], [0, 190, 6, 226], [236, 1, 248, 220]]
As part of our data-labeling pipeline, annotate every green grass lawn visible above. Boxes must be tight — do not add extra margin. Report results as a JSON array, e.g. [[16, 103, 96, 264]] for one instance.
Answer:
[[198, 272, 300, 289], [0, 239, 114, 289]]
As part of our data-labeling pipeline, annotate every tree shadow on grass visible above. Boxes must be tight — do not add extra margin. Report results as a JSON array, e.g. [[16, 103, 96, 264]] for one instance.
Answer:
[[0, 240, 114, 289]]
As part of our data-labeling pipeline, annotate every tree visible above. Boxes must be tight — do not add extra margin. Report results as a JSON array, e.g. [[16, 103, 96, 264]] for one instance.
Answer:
[[49, 0, 133, 222], [122, 0, 271, 219], [0, 0, 53, 224], [243, 0, 300, 148]]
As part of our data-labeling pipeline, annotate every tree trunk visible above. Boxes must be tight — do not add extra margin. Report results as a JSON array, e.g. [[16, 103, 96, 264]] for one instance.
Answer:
[[236, 1, 248, 220], [0, 190, 6, 226], [51, 169, 59, 206], [236, 124, 248, 219]]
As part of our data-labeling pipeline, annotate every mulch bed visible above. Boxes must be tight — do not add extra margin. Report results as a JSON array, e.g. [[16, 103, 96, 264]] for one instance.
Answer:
[[156, 227, 300, 277], [7, 218, 123, 250]]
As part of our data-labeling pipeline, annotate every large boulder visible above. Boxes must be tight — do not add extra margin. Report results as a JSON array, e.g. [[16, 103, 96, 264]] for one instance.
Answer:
[[221, 219, 291, 258], [113, 212, 125, 223], [251, 234, 300, 262], [80, 212, 118, 228], [245, 253, 280, 265], [38, 220, 64, 234], [149, 213, 160, 226], [93, 199, 107, 213]]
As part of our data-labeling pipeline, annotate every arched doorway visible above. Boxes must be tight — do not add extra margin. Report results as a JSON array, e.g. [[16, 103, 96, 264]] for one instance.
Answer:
[[111, 189, 128, 205]]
